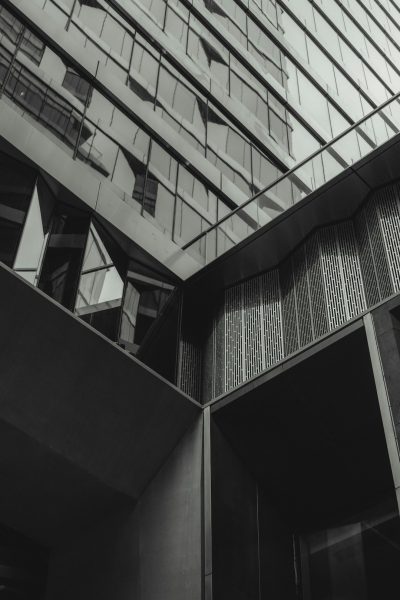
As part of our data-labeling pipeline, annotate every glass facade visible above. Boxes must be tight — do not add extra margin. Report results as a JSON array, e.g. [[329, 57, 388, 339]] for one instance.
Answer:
[[0, 151, 174, 353], [0, 1, 398, 357], [0, 0, 399, 359], [1, 0, 399, 268]]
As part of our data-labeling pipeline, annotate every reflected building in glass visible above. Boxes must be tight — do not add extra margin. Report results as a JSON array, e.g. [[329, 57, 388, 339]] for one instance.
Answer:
[[1, 0, 400, 598]]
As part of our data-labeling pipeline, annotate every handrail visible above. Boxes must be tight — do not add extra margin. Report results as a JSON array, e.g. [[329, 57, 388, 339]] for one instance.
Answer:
[[183, 89, 400, 251]]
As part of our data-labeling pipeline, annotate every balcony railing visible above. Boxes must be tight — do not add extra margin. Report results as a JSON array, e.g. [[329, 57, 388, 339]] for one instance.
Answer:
[[182, 90, 400, 265]]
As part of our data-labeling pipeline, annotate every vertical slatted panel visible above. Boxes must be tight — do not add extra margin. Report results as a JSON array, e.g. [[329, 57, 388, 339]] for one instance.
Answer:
[[279, 257, 299, 356], [292, 245, 313, 347], [179, 339, 202, 400], [364, 195, 393, 299], [377, 184, 400, 293], [213, 302, 225, 398], [306, 231, 328, 338], [354, 208, 381, 306], [319, 225, 347, 330], [337, 221, 366, 318], [209, 184, 400, 398], [261, 269, 284, 368], [243, 277, 264, 381], [225, 284, 244, 391]]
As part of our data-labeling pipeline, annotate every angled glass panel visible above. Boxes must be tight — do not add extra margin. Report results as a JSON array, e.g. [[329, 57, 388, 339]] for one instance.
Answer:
[[0, 154, 36, 268], [14, 179, 55, 285], [75, 222, 124, 339], [38, 206, 90, 310]]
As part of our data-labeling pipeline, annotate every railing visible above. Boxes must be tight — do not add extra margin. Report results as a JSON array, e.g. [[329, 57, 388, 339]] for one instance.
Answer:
[[182, 90, 400, 265]]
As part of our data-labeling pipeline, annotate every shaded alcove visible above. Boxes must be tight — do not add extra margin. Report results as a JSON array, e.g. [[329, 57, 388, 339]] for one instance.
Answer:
[[210, 323, 400, 599]]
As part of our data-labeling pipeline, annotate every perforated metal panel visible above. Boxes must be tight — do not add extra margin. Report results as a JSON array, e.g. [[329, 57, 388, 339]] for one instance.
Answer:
[[225, 284, 244, 391], [206, 183, 400, 398], [213, 303, 225, 399], [260, 269, 283, 369], [319, 225, 348, 330], [364, 195, 393, 299], [354, 208, 380, 306], [336, 221, 366, 319], [377, 184, 400, 293], [223, 270, 283, 392], [179, 339, 202, 400], [279, 258, 299, 356], [242, 277, 264, 381], [305, 232, 329, 339], [292, 245, 313, 347]]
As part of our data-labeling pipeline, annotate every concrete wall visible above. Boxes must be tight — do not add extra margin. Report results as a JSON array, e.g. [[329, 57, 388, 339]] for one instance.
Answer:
[[211, 422, 297, 600], [45, 417, 203, 600]]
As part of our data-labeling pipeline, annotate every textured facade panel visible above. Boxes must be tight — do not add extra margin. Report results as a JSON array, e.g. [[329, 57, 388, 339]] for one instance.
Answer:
[[364, 195, 393, 300], [208, 184, 400, 398], [319, 225, 348, 330], [260, 270, 284, 369], [305, 232, 329, 340], [354, 208, 381, 307], [377, 184, 400, 293], [225, 285, 244, 392], [336, 221, 366, 319], [213, 302, 226, 399], [279, 258, 299, 357], [242, 278, 264, 382], [221, 270, 284, 392], [292, 245, 313, 347], [179, 339, 202, 401]]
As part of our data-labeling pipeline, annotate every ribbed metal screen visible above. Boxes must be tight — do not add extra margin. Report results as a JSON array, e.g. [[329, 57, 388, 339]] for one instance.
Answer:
[[213, 183, 400, 396]]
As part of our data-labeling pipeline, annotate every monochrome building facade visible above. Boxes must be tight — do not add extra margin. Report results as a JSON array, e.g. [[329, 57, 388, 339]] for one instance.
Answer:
[[1, 0, 400, 597]]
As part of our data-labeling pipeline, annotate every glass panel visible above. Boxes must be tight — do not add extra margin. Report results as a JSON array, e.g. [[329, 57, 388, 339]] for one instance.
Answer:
[[0, 6, 23, 50], [75, 222, 124, 340], [38, 207, 90, 310], [301, 502, 400, 599], [174, 196, 209, 246], [14, 180, 55, 284], [76, 121, 119, 180], [0, 154, 35, 268], [119, 270, 173, 351], [4, 61, 82, 154]]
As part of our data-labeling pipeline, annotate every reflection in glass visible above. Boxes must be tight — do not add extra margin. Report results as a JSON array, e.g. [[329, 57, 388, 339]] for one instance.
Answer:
[[4, 61, 83, 153], [0, 6, 23, 49], [120, 269, 173, 352], [0, 154, 35, 268], [13, 179, 55, 285], [300, 500, 400, 599], [62, 66, 92, 105], [75, 223, 124, 340], [38, 207, 90, 310]]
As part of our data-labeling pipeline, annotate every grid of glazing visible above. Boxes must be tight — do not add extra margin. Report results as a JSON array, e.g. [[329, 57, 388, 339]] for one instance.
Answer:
[[0, 4, 290, 251], [0, 149, 175, 354], [68, 0, 398, 124], [20, 0, 328, 180], [2, 1, 332, 250], [24, 0, 400, 164], [217, 182, 400, 396], [5, 0, 400, 262]]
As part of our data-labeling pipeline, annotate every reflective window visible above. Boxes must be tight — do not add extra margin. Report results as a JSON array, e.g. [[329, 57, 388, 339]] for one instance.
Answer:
[[120, 269, 173, 351], [164, 6, 188, 48], [62, 67, 92, 105], [4, 62, 82, 153], [301, 501, 400, 600], [38, 206, 90, 310], [0, 154, 36, 268], [75, 222, 125, 339], [14, 179, 55, 285], [138, 0, 166, 27]]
